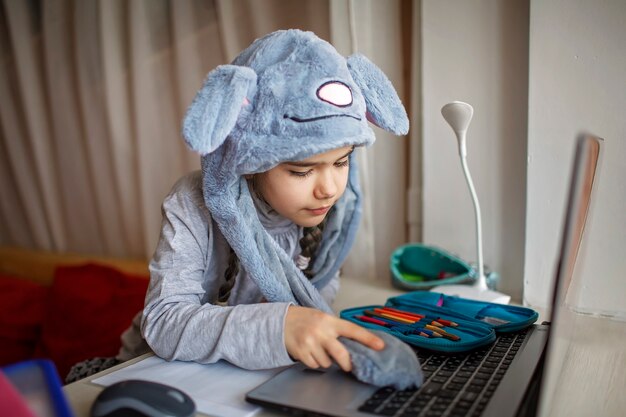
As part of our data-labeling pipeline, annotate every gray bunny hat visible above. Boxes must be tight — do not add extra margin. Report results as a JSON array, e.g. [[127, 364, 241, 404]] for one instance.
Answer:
[[182, 29, 422, 390]]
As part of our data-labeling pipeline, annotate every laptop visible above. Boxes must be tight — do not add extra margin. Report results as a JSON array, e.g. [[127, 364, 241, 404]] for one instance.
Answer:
[[246, 133, 602, 417]]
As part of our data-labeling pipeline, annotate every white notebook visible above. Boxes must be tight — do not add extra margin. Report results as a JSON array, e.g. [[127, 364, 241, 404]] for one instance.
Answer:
[[92, 355, 283, 417]]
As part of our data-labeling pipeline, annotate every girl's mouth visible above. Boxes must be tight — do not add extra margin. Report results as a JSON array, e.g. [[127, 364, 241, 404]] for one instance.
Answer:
[[307, 206, 331, 216]]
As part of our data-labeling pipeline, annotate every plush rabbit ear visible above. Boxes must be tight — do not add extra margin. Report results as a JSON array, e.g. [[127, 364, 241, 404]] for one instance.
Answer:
[[347, 53, 409, 135], [182, 65, 257, 154]]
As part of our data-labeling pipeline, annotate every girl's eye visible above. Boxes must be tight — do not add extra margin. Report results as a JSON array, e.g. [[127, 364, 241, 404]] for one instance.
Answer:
[[335, 159, 350, 168], [289, 170, 313, 178]]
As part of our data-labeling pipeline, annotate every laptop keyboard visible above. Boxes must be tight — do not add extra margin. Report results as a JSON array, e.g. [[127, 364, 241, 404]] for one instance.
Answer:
[[358, 329, 528, 417]]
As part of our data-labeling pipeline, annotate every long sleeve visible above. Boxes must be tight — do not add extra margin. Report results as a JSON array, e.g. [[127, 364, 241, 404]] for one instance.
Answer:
[[140, 173, 295, 370]]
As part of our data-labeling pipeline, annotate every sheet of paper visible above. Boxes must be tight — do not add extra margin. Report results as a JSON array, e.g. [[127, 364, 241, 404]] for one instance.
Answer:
[[92, 356, 283, 417]]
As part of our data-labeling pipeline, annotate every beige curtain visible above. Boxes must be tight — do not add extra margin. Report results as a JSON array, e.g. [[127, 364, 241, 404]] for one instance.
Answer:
[[330, 0, 411, 281], [0, 0, 410, 282]]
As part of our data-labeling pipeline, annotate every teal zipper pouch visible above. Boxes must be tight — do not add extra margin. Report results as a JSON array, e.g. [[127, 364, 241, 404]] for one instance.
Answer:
[[340, 292, 538, 353], [387, 292, 539, 333], [390, 244, 476, 291]]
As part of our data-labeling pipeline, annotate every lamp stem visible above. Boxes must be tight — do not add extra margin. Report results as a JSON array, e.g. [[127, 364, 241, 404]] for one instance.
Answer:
[[458, 142, 487, 290]]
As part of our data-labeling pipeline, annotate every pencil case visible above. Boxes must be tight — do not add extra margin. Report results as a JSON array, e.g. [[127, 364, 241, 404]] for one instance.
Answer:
[[387, 292, 539, 333], [340, 292, 538, 353]]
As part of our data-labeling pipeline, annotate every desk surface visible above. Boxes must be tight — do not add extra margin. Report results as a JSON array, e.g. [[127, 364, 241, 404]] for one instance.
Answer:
[[63, 277, 626, 417]]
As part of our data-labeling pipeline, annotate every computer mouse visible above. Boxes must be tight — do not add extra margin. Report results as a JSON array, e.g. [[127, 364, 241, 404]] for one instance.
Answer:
[[90, 379, 196, 417]]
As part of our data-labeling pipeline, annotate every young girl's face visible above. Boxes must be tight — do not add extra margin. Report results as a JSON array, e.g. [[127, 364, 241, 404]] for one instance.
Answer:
[[255, 146, 354, 228]]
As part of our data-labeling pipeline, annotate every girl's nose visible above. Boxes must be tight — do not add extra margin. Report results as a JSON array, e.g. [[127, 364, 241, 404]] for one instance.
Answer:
[[314, 172, 337, 200]]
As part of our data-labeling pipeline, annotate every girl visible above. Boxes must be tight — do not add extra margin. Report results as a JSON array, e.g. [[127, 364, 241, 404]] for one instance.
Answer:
[[123, 29, 421, 389]]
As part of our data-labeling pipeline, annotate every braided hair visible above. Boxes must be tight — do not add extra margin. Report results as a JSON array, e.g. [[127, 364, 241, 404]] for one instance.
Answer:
[[216, 220, 327, 304], [298, 220, 326, 278], [217, 247, 240, 303]]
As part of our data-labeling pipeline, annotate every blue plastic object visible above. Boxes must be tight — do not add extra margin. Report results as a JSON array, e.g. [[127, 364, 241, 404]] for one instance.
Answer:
[[2, 359, 75, 417]]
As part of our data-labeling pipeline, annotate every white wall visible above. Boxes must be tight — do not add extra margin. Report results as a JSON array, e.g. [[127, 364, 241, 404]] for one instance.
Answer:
[[421, 1, 529, 302], [525, 0, 626, 316]]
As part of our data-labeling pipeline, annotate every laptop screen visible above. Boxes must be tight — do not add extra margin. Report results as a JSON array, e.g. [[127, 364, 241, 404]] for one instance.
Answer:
[[535, 134, 602, 417]]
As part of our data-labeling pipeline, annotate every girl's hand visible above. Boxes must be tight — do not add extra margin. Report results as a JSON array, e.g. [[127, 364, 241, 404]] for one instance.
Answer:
[[284, 305, 385, 372]]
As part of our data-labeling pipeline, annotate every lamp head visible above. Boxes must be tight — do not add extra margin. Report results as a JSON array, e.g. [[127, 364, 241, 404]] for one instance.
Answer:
[[441, 101, 474, 137]]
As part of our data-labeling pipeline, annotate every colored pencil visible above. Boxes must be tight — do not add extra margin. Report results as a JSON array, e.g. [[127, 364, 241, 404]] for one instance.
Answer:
[[363, 310, 460, 341], [355, 315, 430, 338], [382, 306, 459, 327], [375, 308, 444, 327]]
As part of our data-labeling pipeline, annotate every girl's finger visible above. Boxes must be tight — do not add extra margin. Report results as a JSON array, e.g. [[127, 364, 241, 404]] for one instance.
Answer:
[[310, 346, 333, 369], [338, 320, 385, 350], [325, 339, 352, 372], [300, 353, 320, 369]]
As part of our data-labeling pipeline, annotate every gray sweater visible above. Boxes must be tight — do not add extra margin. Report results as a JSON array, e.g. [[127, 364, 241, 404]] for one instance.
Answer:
[[119, 171, 339, 370]]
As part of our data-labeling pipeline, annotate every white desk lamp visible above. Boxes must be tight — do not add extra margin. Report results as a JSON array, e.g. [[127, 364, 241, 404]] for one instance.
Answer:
[[429, 101, 511, 304]]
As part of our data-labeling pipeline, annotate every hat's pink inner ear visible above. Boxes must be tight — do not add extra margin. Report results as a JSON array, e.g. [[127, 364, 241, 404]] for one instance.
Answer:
[[243, 97, 250, 106], [366, 110, 380, 127]]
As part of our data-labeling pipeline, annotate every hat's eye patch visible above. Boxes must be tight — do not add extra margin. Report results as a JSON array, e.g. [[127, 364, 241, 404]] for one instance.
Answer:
[[317, 81, 353, 107]]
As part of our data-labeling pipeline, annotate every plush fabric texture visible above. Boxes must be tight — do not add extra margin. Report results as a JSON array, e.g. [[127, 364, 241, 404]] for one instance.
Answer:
[[342, 331, 424, 389], [182, 29, 421, 389], [34, 264, 148, 378], [0, 275, 48, 366]]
